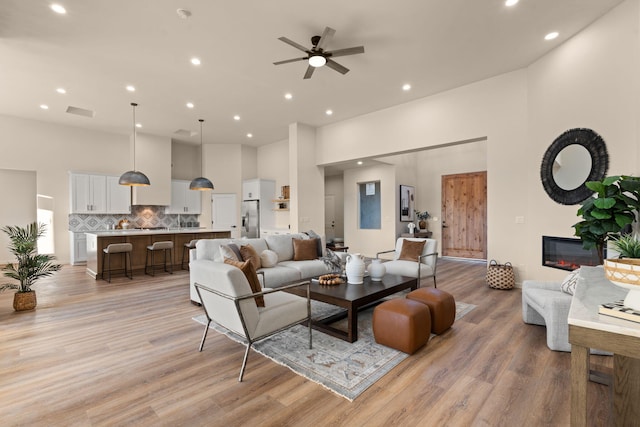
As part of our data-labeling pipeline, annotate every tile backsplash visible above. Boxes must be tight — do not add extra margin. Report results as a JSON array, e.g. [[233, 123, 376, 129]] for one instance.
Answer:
[[68, 206, 199, 232]]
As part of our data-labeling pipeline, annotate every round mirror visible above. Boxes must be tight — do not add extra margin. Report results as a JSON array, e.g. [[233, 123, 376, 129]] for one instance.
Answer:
[[552, 144, 592, 190], [540, 128, 608, 205]]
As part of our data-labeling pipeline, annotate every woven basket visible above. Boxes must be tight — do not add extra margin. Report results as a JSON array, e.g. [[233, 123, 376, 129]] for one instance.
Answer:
[[486, 260, 515, 290], [604, 258, 640, 287]]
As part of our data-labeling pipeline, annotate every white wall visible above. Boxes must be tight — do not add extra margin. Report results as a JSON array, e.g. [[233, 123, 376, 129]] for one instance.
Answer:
[[171, 141, 198, 181], [0, 169, 37, 264], [0, 115, 129, 263], [258, 139, 290, 229], [132, 132, 172, 206], [343, 164, 397, 256]]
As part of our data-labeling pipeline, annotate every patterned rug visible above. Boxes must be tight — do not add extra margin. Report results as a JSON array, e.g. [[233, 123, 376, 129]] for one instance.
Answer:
[[193, 297, 475, 401]]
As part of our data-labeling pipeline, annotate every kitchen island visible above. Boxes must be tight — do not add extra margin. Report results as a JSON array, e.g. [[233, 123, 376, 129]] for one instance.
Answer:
[[86, 228, 231, 279]]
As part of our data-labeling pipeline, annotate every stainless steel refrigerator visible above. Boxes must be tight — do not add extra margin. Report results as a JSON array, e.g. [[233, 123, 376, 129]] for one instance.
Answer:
[[241, 199, 260, 238]]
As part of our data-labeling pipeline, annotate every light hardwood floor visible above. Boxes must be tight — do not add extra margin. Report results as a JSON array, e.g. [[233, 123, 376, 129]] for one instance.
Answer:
[[0, 259, 613, 426]]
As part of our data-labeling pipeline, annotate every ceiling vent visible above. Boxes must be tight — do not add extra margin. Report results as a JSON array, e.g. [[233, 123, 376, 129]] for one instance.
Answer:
[[173, 129, 197, 137], [66, 106, 95, 118]]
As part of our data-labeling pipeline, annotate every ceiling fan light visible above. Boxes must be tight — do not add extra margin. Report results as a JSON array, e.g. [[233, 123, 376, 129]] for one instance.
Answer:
[[189, 177, 214, 190], [309, 55, 327, 68], [119, 170, 150, 186]]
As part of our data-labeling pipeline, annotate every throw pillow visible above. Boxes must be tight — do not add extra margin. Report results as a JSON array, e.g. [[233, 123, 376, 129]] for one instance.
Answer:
[[293, 238, 318, 261], [227, 243, 242, 260], [224, 258, 265, 307], [239, 244, 261, 270], [560, 268, 580, 295], [398, 239, 426, 262], [260, 249, 278, 268], [305, 229, 324, 257], [219, 244, 240, 262]]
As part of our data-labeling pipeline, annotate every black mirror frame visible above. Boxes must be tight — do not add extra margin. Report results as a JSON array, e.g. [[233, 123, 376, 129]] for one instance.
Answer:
[[540, 128, 609, 205]]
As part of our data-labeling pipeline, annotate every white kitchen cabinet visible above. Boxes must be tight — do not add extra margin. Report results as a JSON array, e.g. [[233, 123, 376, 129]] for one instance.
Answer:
[[242, 179, 261, 200], [106, 176, 131, 213], [69, 232, 87, 265], [70, 173, 106, 213], [168, 180, 201, 214]]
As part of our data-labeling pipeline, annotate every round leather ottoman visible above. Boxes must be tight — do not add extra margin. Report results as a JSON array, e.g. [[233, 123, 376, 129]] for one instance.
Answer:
[[372, 299, 430, 354], [406, 288, 455, 334]]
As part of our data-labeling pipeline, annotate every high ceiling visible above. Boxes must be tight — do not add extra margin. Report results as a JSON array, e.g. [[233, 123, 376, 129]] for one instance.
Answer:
[[0, 0, 623, 147]]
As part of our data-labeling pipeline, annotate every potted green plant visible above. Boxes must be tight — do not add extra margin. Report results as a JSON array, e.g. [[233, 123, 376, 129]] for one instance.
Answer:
[[414, 210, 431, 230], [1, 222, 61, 311], [604, 234, 640, 310], [573, 175, 640, 264]]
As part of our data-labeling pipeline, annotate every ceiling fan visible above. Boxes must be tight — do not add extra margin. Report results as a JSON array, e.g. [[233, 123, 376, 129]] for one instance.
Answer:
[[273, 27, 365, 79]]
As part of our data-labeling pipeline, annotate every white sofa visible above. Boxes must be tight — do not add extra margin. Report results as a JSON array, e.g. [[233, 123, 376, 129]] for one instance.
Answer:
[[189, 233, 331, 304]]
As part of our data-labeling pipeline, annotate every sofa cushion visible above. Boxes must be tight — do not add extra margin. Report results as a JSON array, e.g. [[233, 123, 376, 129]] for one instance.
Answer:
[[279, 259, 330, 279], [304, 230, 324, 257], [233, 238, 268, 254], [239, 244, 261, 269], [196, 238, 234, 262], [398, 239, 426, 261], [258, 265, 302, 288], [293, 238, 318, 261], [220, 244, 240, 262], [265, 233, 307, 262], [260, 249, 279, 268], [224, 258, 265, 307], [560, 269, 580, 295]]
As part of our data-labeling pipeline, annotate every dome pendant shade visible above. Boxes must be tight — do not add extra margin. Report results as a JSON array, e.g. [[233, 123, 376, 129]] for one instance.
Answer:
[[120, 102, 150, 187], [190, 118, 214, 191], [119, 170, 151, 186], [189, 177, 214, 190]]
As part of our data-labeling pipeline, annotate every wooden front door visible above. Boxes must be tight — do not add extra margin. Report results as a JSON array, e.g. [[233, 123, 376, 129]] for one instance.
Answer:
[[441, 171, 487, 259]]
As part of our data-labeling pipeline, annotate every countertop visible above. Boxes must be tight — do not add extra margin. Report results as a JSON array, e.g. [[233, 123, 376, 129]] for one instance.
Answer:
[[85, 228, 229, 237]]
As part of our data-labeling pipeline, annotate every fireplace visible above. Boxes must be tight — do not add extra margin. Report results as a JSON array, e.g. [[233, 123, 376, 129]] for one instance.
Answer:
[[542, 236, 603, 271]]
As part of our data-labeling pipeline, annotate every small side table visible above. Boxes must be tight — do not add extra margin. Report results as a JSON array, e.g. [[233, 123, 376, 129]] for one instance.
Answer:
[[327, 244, 349, 253], [401, 231, 432, 238]]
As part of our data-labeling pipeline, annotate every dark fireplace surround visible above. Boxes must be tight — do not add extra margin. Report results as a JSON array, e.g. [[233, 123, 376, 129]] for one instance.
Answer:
[[542, 236, 603, 272]]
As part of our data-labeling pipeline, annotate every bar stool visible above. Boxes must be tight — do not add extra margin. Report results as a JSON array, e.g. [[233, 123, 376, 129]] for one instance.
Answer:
[[102, 243, 133, 282], [181, 239, 198, 270], [145, 241, 174, 276]]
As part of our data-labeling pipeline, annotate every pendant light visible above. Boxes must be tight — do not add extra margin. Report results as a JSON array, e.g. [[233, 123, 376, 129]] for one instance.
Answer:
[[189, 119, 214, 190], [119, 102, 150, 186]]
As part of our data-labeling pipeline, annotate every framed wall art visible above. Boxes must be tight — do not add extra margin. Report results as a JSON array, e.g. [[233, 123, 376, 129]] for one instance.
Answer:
[[400, 185, 415, 222]]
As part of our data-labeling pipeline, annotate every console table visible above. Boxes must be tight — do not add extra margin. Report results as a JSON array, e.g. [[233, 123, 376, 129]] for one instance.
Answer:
[[568, 266, 640, 426], [401, 231, 432, 238]]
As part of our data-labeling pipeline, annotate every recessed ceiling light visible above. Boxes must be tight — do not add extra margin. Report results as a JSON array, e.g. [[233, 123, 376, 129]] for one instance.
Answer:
[[325, 109, 333, 116], [545, 32, 559, 41], [56, 88, 66, 94], [40, 104, 49, 110], [191, 57, 201, 66], [402, 83, 411, 91], [50, 4, 66, 14], [126, 85, 135, 92], [186, 102, 194, 109], [136, 123, 142, 128], [357, 161, 363, 165], [247, 133, 253, 138], [233, 115, 240, 121], [284, 93, 293, 100], [505, 0, 519, 6]]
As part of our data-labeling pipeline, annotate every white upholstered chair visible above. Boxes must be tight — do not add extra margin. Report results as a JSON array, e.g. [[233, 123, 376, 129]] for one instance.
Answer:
[[194, 262, 311, 381], [376, 238, 438, 287]]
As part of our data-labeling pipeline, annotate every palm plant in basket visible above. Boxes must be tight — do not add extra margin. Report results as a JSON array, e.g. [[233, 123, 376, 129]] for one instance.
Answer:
[[1, 222, 61, 311]]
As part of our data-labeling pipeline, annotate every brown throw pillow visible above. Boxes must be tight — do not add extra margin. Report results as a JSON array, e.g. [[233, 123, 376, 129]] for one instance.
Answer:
[[398, 239, 426, 262], [293, 238, 318, 261], [224, 258, 265, 307], [239, 244, 261, 270]]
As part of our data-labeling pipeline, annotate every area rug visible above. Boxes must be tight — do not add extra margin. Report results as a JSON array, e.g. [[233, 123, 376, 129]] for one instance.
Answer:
[[193, 299, 475, 401]]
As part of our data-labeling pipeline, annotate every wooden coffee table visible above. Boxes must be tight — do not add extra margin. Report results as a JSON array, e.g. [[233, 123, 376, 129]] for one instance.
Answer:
[[287, 274, 418, 343]]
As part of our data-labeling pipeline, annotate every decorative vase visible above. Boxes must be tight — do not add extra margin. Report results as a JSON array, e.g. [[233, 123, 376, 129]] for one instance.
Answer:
[[368, 259, 386, 281], [418, 220, 427, 231], [13, 291, 37, 311], [604, 258, 640, 310], [346, 253, 365, 284], [407, 223, 416, 234]]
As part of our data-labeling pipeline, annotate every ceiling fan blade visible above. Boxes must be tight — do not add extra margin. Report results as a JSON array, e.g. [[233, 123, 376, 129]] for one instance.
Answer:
[[315, 27, 336, 50], [325, 59, 349, 75], [273, 57, 308, 65], [303, 65, 316, 79], [327, 46, 365, 58], [278, 37, 310, 53]]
